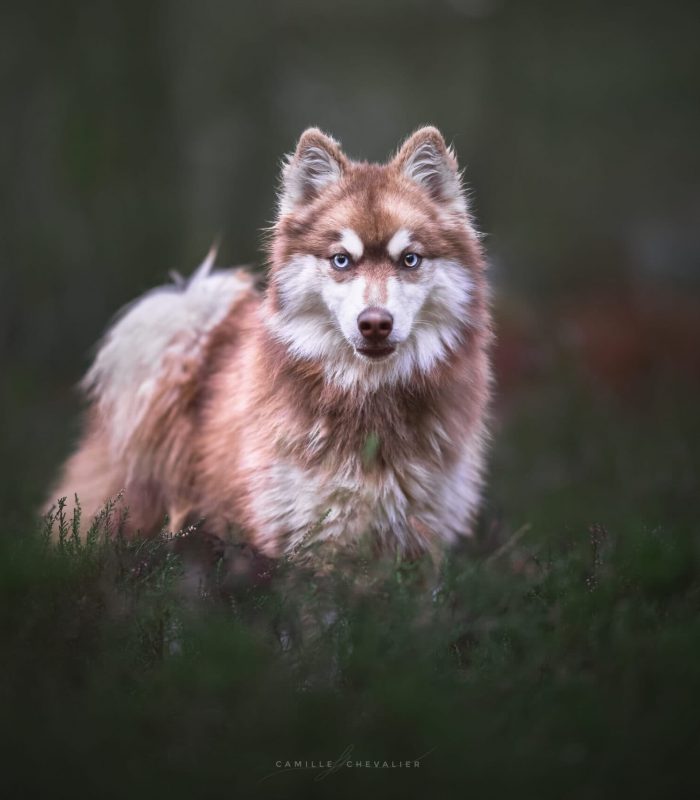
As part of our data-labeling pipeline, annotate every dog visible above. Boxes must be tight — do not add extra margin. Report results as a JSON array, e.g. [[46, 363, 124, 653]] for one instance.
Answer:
[[47, 126, 493, 559]]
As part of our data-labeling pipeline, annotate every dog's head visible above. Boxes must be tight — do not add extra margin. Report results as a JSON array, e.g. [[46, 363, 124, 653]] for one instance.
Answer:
[[266, 127, 485, 387]]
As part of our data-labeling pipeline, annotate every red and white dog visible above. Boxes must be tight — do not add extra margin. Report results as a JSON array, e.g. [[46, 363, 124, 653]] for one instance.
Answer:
[[48, 127, 493, 558]]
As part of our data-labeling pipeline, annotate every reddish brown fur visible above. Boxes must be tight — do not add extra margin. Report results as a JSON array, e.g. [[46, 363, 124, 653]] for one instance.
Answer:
[[47, 128, 493, 558]]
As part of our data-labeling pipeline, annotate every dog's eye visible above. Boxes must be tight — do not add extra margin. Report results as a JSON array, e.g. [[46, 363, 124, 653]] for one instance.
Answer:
[[331, 253, 352, 271], [402, 252, 422, 269]]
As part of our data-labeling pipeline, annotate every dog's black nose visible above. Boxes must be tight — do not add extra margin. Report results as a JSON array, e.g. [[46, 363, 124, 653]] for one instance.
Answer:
[[358, 308, 393, 342]]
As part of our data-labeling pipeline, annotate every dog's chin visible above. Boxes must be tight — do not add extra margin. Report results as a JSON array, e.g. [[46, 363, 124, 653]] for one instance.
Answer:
[[354, 344, 397, 362]]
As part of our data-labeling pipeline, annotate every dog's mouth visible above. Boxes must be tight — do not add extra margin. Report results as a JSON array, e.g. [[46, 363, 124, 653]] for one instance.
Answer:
[[355, 344, 396, 360]]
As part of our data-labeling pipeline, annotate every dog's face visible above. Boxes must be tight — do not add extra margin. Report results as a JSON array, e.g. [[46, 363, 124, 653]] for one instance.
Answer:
[[267, 127, 484, 388]]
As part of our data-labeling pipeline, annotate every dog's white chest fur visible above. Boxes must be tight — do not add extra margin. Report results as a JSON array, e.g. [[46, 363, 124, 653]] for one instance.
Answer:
[[248, 443, 481, 556]]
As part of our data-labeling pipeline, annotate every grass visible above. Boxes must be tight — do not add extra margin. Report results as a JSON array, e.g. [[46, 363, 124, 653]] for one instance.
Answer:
[[1, 371, 699, 799]]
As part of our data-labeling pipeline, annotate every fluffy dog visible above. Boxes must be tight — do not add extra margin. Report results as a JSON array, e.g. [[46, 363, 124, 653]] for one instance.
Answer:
[[47, 127, 493, 558]]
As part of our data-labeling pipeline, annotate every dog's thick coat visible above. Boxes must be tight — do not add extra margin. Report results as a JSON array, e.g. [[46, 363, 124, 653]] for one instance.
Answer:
[[48, 127, 493, 557]]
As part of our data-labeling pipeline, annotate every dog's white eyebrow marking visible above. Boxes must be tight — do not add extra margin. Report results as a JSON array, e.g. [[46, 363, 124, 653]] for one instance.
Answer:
[[387, 228, 412, 260], [338, 228, 364, 261]]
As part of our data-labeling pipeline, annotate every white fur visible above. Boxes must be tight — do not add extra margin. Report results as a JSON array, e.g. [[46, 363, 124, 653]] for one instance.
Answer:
[[84, 250, 251, 461], [337, 228, 364, 261], [387, 228, 412, 260], [267, 460, 419, 553], [267, 253, 473, 391], [248, 426, 483, 556]]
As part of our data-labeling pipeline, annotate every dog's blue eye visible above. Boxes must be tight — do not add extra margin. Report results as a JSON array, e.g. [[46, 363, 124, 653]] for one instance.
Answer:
[[402, 252, 422, 269], [331, 253, 351, 270]]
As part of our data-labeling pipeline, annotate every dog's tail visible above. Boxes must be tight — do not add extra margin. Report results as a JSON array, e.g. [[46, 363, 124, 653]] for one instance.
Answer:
[[46, 249, 254, 531], [168, 242, 218, 287], [83, 247, 251, 462]]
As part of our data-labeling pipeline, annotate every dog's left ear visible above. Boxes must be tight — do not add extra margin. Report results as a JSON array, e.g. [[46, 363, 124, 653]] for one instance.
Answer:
[[393, 127, 467, 213], [278, 128, 348, 215]]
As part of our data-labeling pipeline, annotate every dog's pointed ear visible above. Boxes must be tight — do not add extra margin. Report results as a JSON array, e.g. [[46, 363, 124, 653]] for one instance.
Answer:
[[278, 128, 347, 215], [393, 127, 467, 212]]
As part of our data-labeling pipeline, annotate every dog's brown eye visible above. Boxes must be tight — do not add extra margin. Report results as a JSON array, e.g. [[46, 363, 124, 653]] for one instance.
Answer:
[[402, 252, 422, 269], [331, 253, 352, 270]]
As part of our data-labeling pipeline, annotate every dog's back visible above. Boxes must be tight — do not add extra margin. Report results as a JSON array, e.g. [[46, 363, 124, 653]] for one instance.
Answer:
[[47, 250, 256, 533]]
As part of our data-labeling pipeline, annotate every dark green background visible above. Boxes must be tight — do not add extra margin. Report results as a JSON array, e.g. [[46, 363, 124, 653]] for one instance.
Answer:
[[2, 1, 699, 534]]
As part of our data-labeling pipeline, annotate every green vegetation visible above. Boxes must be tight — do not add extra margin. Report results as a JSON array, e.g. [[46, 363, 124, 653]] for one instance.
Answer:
[[2, 375, 698, 799]]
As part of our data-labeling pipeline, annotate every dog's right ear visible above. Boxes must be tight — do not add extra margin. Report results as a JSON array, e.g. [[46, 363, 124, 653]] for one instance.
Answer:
[[278, 128, 347, 215]]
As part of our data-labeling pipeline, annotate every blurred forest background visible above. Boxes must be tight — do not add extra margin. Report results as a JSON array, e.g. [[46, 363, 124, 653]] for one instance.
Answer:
[[2, 0, 699, 526]]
